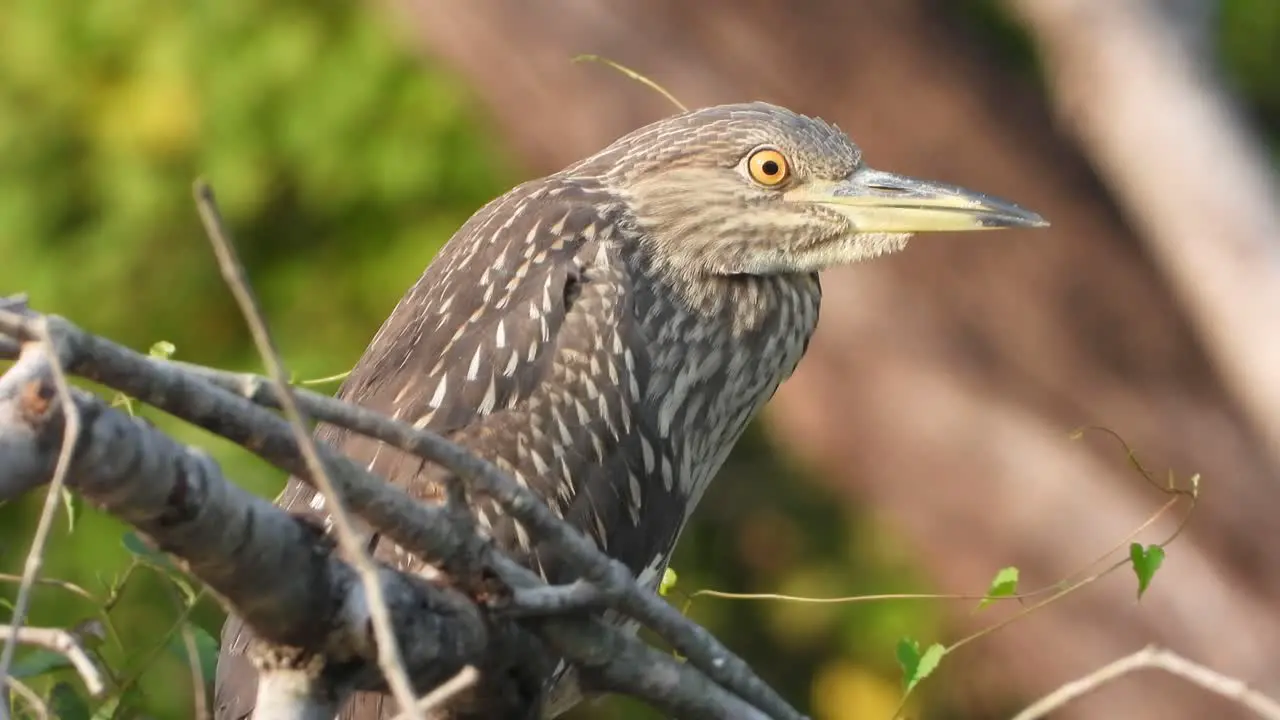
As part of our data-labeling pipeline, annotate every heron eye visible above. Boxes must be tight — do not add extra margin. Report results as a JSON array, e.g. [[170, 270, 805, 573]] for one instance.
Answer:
[[746, 148, 789, 186]]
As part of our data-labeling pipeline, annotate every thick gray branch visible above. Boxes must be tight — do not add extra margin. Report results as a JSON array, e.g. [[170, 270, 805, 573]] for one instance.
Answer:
[[0, 309, 800, 720], [0, 346, 490, 707], [0, 326, 790, 719]]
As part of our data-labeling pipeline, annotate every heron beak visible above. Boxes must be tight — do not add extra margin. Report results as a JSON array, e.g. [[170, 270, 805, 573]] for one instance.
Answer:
[[785, 167, 1049, 232]]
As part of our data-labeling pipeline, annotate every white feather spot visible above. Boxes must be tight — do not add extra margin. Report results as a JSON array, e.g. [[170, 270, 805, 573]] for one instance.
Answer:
[[574, 399, 591, 425], [309, 493, 326, 511], [593, 514, 608, 549], [552, 406, 572, 448], [599, 394, 614, 435], [557, 457, 573, 493], [550, 211, 570, 235], [514, 521, 531, 551], [393, 381, 415, 405], [467, 346, 483, 380], [429, 376, 448, 408], [366, 445, 384, 471], [529, 448, 549, 475], [641, 436, 655, 473], [628, 473, 642, 511], [496, 319, 506, 348], [479, 375, 498, 414], [504, 351, 519, 377], [636, 555, 664, 590], [661, 455, 674, 491]]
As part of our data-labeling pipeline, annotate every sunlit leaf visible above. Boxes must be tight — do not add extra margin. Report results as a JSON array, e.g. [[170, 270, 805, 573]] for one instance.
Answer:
[[896, 637, 946, 694], [977, 566, 1019, 611], [659, 568, 678, 597], [1129, 543, 1165, 599], [148, 340, 176, 359]]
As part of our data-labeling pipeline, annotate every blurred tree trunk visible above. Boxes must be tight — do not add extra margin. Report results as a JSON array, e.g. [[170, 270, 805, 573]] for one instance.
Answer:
[[383, 0, 1280, 717]]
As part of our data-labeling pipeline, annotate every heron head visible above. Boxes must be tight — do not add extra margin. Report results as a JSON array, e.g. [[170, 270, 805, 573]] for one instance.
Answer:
[[575, 101, 1047, 279]]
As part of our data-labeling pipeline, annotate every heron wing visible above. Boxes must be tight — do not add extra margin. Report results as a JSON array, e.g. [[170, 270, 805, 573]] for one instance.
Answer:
[[216, 178, 677, 719]]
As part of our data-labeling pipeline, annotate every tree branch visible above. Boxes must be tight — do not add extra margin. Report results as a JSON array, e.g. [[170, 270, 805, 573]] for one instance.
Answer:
[[0, 313, 795, 719], [0, 307, 801, 720], [0, 624, 106, 697], [1012, 645, 1280, 720], [0, 345, 491, 709]]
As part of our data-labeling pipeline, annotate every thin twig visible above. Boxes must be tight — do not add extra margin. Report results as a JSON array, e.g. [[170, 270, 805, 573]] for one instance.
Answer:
[[0, 327, 84, 720], [389, 666, 479, 720], [571, 55, 688, 112], [192, 180, 423, 718], [0, 624, 107, 697], [1012, 645, 1280, 720], [2, 677, 46, 720], [0, 573, 97, 604]]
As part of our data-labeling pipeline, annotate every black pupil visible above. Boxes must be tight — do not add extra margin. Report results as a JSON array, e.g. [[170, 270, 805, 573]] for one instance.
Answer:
[[761, 159, 779, 176]]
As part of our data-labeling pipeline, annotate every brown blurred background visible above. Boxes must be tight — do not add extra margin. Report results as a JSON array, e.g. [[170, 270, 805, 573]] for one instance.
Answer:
[[3, 0, 1279, 718]]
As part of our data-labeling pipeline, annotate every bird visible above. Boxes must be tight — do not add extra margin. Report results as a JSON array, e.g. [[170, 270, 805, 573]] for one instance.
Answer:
[[214, 100, 1046, 720]]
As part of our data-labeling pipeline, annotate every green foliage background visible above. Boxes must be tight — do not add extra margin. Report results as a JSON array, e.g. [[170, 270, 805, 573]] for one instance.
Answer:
[[0, 0, 1276, 718]]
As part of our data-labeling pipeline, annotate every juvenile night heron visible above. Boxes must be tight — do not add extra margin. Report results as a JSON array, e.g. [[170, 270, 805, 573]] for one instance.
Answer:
[[215, 101, 1046, 719]]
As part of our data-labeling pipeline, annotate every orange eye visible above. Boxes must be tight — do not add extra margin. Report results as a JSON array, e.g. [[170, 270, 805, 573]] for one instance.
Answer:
[[746, 148, 789, 186]]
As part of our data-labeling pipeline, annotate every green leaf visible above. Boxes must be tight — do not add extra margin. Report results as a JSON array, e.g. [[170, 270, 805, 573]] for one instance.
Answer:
[[121, 531, 176, 571], [47, 683, 91, 720], [148, 340, 176, 359], [896, 637, 946, 694], [9, 648, 73, 679], [1129, 543, 1165, 599], [977, 566, 1019, 610], [109, 392, 136, 417], [659, 568, 678, 597], [165, 623, 221, 692]]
